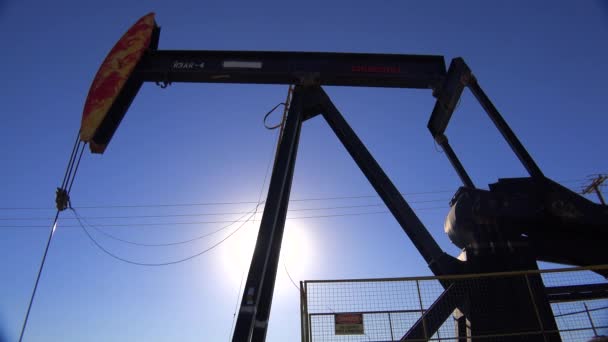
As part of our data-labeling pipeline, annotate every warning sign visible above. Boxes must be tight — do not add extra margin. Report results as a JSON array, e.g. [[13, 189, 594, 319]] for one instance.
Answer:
[[335, 313, 364, 335]]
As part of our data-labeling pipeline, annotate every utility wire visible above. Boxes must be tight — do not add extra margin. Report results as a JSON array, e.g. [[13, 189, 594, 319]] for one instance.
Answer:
[[283, 262, 300, 291], [0, 207, 447, 229], [0, 177, 590, 211], [77, 206, 261, 247], [0, 200, 450, 221], [0, 191, 451, 211], [73, 208, 257, 266], [71, 93, 288, 266]]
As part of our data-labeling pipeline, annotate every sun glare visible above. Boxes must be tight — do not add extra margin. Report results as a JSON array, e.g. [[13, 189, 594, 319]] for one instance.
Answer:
[[218, 218, 315, 289], [219, 219, 259, 284], [280, 221, 313, 277]]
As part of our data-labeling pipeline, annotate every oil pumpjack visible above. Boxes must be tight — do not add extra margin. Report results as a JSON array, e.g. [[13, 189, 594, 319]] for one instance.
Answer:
[[76, 13, 608, 341]]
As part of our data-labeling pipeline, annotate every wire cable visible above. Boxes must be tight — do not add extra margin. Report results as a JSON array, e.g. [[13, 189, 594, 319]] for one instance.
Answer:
[[60, 132, 82, 189], [71, 94, 288, 267], [0, 178, 590, 211], [76, 206, 261, 247], [263, 102, 287, 130], [73, 208, 257, 266], [67, 143, 86, 194], [0, 207, 448, 229], [74, 119, 278, 248], [18, 212, 60, 342], [0, 200, 450, 221], [19, 137, 85, 342], [283, 262, 300, 291]]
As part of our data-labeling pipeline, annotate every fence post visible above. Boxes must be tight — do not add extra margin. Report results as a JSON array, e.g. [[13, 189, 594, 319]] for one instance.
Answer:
[[388, 312, 394, 341], [416, 280, 429, 340], [524, 274, 547, 341], [300, 281, 310, 342]]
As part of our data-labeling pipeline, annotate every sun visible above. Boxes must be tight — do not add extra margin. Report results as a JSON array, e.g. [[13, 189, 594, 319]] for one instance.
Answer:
[[280, 221, 313, 278], [217, 217, 315, 290], [218, 218, 260, 284]]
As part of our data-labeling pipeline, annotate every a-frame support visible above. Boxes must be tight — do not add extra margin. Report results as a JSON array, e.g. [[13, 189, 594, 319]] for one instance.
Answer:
[[232, 86, 306, 342], [232, 85, 461, 341]]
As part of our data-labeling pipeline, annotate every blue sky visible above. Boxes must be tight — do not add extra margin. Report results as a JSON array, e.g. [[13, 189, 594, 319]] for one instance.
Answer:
[[1, 1, 607, 341]]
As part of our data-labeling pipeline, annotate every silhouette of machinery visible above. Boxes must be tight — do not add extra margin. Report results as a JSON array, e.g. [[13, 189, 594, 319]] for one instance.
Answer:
[[85, 14, 608, 341]]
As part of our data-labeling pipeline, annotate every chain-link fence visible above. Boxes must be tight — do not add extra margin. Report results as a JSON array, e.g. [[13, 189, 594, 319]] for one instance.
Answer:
[[300, 265, 608, 342]]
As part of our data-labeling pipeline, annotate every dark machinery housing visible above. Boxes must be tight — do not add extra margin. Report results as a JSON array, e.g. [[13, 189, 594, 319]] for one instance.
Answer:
[[87, 15, 608, 342]]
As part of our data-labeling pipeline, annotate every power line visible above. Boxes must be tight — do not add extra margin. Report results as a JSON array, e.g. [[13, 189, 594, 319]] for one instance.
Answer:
[[30, 101, 284, 264], [0, 207, 447, 229], [0, 200, 450, 221], [0, 191, 452, 211], [0, 177, 589, 211], [79, 207, 259, 247], [73, 208, 258, 266]]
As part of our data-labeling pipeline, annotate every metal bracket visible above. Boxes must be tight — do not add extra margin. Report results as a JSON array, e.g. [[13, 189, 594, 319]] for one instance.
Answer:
[[55, 187, 70, 211]]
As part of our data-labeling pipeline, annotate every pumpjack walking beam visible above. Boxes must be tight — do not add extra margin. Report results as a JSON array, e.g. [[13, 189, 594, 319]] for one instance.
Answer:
[[136, 50, 446, 89]]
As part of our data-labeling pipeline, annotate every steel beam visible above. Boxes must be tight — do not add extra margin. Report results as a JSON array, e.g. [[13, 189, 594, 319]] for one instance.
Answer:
[[467, 77, 544, 179], [427, 58, 469, 137], [435, 134, 475, 188], [401, 283, 464, 341], [250, 89, 307, 342], [428, 57, 545, 183], [232, 86, 305, 342], [135, 50, 446, 89], [317, 86, 459, 275]]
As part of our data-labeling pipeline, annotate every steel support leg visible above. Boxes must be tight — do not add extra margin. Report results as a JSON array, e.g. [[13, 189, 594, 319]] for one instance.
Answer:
[[251, 96, 303, 342], [435, 134, 475, 188], [232, 86, 305, 342], [401, 284, 464, 341], [467, 79, 544, 179], [454, 310, 470, 342], [317, 87, 459, 275]]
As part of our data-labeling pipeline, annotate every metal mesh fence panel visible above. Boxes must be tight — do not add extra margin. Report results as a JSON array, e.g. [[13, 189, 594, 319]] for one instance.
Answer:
[[302, 265, 608, 342]]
